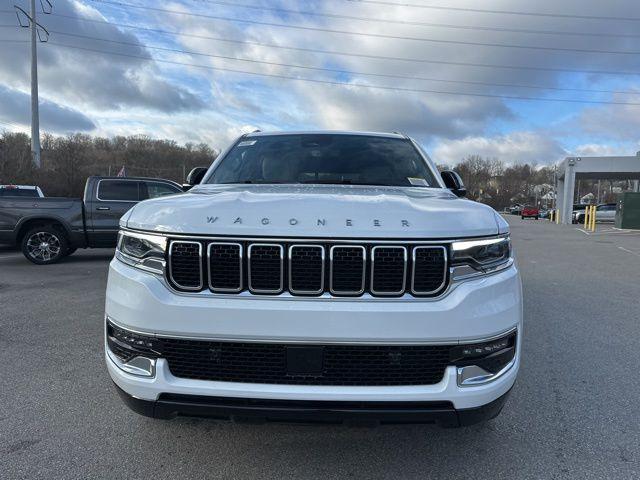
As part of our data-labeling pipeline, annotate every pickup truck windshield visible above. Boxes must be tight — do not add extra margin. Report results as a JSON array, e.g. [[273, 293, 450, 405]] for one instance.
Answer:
[[206, 134, 439, 187]]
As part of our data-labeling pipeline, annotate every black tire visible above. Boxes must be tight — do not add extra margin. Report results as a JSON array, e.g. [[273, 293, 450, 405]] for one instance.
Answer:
[[21, 225, 69, 265], [521, 216, 525, 220], [535, 216, 539, 220]]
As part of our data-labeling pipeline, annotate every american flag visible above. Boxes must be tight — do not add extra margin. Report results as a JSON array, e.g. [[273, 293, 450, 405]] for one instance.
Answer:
[[116, 166, 126, 177]]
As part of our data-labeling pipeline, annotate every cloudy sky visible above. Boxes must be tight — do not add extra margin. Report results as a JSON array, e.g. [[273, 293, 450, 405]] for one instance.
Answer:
[[1, 0, 639, 165]]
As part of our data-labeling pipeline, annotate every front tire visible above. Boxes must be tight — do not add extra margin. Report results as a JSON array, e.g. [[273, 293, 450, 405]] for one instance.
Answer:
[[21, 225, 69, 265]]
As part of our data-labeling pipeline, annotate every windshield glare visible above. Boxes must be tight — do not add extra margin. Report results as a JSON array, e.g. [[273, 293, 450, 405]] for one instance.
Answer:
[[206, 134, 439, 188]]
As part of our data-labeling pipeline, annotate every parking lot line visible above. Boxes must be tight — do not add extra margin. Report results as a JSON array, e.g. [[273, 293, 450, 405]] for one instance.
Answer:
[[618, 246, 640, 259]]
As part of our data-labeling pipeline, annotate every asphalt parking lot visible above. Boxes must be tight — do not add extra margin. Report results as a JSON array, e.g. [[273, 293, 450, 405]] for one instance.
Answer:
[[1, 217, 639, 479]]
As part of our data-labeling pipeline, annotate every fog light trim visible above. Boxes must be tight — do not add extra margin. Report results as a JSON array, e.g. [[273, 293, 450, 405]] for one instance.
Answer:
[[107, 348, 156, 377], [457, 358, 515, 387]]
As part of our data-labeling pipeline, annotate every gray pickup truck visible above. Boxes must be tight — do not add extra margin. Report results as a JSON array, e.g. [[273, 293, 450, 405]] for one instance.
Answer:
[[0, 176, 183, 264]]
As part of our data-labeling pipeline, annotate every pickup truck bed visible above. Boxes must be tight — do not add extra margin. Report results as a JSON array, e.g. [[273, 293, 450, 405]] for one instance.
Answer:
[[0, 176, 183, 264]]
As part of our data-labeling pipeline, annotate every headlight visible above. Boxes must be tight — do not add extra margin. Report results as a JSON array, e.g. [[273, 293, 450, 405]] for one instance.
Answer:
[[116, 230, 166, 274], [451, 236, 512, 280]]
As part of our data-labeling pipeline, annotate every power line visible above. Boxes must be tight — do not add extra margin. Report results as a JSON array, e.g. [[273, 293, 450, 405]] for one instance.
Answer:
[[21, 39, 640, 106], [48, 29, 640, 97], [87, 0, 640, 56], [187, 0, 640, 39], [37, 12, 640, 77], [0, 119, 25, 130], [344, 0, 640, 22]]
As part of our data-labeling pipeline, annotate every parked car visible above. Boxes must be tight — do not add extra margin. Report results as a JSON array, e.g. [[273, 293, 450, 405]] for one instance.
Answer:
[[521, 205, 539, 219], [0, 176, 183, 264], [575, 203, 617, 224], [571, 204, 588, 224], [0, 185, 44, 198], [106, 131, 522, 427], [508, 204, 524, 215], [539, 209, 549, 219]]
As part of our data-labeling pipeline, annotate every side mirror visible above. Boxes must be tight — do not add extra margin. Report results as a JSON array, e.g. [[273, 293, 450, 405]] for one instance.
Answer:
[[185, 167, 208, 190], [441, 170, 467, 198]]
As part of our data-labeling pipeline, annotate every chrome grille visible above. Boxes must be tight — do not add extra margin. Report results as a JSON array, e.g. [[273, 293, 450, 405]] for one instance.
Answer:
[[330, 246, 366, 295], [167, 238, 449, 297], [412, 246, 447, 294], [208, 243, 242, 292], [248, 244, 284, 294], [371, 246, 407, 295], [289, 245, 324, 295], [168, 241, 202, 290]]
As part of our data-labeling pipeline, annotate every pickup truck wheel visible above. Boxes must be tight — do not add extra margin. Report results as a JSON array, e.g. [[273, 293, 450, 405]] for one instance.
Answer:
[[21, 226, 69, 265]]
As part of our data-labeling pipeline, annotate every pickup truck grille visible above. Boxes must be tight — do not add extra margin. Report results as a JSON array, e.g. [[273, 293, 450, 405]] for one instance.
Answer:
[[167, 239, 448, 297]]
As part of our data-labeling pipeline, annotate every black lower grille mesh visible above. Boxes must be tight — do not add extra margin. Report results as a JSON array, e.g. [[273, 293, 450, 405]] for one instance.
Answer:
[[107, 322, 515, 387], [413, 247, 447, 294], [331, 246, 365, 294], [289, 246, 323, 293], [169, 241, 201, 289], [248, 244, 283, 292], [372, 247, 406, 294], [209, 243, 242, 291], [161, 338, 450, 386]]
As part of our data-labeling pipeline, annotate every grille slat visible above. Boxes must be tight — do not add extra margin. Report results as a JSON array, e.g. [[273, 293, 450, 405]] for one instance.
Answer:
[[412, 246, 447, 295], [330, 246, 366, 295], [289, 245, 324, 294], [167, 240, 448, 297], [169, 241, 202, 290], [208, 243, 242, 292], [248, 244, 284, 294], [371, 246, 407, 295]]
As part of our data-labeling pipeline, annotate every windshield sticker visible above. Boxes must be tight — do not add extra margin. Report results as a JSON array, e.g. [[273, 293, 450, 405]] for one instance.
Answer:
[[408, 177, 428, 186], [238, 140, 257, 147]]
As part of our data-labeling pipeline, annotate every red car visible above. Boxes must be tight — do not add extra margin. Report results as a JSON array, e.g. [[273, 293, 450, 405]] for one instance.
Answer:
[[521, 206, 539, 219]]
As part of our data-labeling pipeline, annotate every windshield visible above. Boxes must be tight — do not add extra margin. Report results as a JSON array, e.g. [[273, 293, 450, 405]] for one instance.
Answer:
[[206, 134, 439, 188]]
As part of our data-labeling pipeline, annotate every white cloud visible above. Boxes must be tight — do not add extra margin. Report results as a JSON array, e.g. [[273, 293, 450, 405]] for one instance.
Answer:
[[1, 0, 639, 155], [432, 131, 567, 166]]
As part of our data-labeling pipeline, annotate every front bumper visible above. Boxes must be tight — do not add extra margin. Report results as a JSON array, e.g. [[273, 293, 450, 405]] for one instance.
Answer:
[[113, 382, 512, 427], [105, 258, 522, 418]]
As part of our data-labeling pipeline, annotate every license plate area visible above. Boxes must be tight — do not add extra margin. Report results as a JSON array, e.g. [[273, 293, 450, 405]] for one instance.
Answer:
[[286, 346, 324, 377]]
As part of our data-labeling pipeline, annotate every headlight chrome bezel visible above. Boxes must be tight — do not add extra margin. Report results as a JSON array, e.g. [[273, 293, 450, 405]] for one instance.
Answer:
[[115, 230, 166, 275], [450, 235, 512, 281]]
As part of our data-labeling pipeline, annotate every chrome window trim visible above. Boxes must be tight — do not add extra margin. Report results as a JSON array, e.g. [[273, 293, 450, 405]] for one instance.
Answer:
[[411, 246, 448, 295], [329, 245, 366, 296], [207, 242, 243, 293], [168, 240, 203, 291], [370, 245, 407, 296], [247, 243, 284, 294], [288, 244, 325, 295]]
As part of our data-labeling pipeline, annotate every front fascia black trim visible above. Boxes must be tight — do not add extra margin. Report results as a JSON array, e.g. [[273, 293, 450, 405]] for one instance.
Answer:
[[113, 383, 512, 427]]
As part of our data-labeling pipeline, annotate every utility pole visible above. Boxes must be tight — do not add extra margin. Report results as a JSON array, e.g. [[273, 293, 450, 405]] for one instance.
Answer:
[[29, 0, 40, 167], [15, 1, 52, 168]]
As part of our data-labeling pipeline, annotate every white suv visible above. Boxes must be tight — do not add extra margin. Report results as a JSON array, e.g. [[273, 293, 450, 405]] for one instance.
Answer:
[[105, 131, 522, 427]]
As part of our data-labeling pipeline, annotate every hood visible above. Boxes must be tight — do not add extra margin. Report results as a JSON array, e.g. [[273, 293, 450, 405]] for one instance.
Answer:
[[125, 184, 502, 238]]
